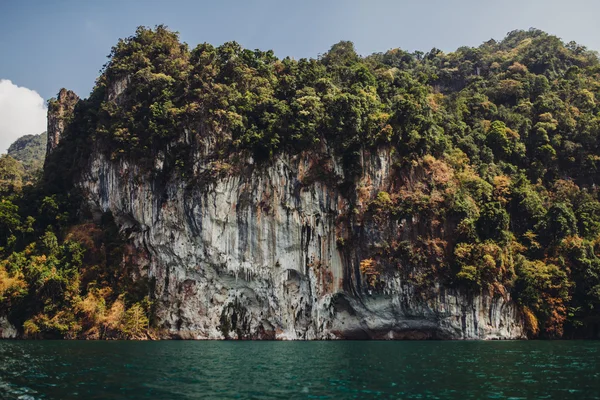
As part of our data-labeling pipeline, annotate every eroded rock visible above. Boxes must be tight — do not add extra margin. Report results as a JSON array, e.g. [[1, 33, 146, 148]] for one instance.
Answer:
[[78, 146, 525, 340]]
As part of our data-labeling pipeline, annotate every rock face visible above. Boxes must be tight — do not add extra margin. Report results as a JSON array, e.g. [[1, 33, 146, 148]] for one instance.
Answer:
[[0, 316, 17, 339], [46, 89, 79, 157], [77, 142, 526, 340]]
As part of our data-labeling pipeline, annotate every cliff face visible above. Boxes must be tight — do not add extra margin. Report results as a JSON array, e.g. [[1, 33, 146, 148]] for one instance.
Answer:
[[10, 28, 600, 340], [46, 89, 79, 158], [77, 136, 525, 339]]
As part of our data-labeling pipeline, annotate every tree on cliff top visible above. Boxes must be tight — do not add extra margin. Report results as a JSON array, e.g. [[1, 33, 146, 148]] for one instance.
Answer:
[[1, 26, 600, 339]]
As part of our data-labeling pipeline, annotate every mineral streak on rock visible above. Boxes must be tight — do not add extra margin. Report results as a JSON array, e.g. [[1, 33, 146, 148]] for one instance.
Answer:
[[78, 119, 525, 340]]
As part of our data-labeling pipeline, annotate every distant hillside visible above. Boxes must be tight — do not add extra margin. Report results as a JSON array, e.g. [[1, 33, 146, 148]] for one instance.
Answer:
[[7, 131, 47, 174]]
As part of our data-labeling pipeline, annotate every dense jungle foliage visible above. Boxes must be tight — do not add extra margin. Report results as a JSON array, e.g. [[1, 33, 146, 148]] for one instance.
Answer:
[[1, 26, 600, 338], [7, 132, 47, 177], [0, 147, 152, 339]]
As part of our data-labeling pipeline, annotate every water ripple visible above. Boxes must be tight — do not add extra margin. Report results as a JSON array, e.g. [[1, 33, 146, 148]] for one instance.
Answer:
[[0, 341, 599, 399]]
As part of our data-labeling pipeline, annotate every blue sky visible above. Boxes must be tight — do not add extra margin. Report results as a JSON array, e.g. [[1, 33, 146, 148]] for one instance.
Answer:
[[0, 0, 599, 151], [2, 0, 600, 101]]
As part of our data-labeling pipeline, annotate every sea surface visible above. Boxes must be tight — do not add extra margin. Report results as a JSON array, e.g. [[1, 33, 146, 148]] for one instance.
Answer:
[[0, 340, 599, 399]]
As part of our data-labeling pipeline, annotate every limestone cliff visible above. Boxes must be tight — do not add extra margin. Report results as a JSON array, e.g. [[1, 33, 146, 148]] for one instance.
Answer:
[[46, 89, 79, 158], [73, 124, 525, 340], [13, 27, 600, 340]]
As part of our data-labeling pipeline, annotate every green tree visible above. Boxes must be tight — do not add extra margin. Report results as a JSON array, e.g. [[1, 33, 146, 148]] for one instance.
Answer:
[[0, 155, 24, 194], [477, 202, 510, 241]]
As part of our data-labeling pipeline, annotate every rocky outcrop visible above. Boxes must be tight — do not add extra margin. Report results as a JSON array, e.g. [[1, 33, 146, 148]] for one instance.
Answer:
[[78, 141, 526, 340], [0, 316, 17, 339], [46, 89, 79, 157]]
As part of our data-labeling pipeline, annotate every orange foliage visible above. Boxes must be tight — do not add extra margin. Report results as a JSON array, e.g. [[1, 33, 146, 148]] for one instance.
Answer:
[[0, 265, 27, 303], [422, 155, 454, 186], [359, 258, 380, 288], [508, 62, 528, 75], [493, 175, 511, 205], [65, 223, 104, 259], [522, 306, 539, 336], [543, 296, 567, 338]]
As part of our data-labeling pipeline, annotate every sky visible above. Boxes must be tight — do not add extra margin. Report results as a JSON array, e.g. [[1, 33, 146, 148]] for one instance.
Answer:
[[1, 0, 599, 153]]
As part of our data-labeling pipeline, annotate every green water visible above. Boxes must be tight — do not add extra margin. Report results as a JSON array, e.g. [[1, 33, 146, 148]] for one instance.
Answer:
[[0, 341, 599, 399]]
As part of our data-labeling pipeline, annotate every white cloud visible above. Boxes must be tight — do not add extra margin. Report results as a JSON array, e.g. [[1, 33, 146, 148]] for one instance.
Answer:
[[0, 79, 47, 154]]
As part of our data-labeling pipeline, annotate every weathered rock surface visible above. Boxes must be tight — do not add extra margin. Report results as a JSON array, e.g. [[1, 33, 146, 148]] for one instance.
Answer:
[[78, 144, 525, 340], [0, 316, 17, 339], [46, 88, 79, 158]]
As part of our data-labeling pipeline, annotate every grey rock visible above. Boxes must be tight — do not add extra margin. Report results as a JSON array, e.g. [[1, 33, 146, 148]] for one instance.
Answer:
[[78, 145, 525, 340], [0, 316, 17, 339], [46, 88, 79, 157]]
